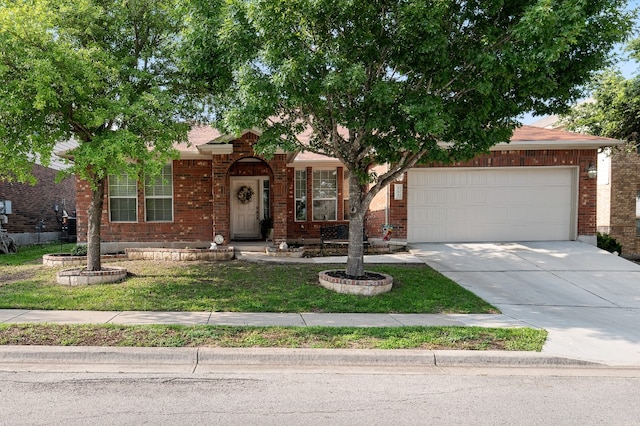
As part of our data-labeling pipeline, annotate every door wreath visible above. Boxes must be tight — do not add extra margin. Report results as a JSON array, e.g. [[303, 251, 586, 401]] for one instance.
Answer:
[[237, 185, 254, 204]]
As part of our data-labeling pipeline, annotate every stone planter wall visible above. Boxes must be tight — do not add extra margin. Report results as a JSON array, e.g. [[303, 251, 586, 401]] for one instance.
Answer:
[[264, 246, 305, 258], [368, 243, 391, 254], [43, 253, 126, 268], [57, 267, 128, 286], [318, 270, 393, 296], [126, 247, 235, 261]]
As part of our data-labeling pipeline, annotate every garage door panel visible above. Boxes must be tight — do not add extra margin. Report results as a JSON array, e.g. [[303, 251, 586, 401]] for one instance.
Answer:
[[408, 168, 575, 243], [423, 207, 449, 222], [485, 189, 517, 204]]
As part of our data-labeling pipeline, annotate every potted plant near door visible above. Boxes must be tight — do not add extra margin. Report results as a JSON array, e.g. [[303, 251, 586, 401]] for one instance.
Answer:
[[259, 217, 273, 241]]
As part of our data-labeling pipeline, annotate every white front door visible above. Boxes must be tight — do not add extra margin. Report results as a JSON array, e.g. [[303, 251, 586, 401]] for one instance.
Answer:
[[231, 179, 261, 239]]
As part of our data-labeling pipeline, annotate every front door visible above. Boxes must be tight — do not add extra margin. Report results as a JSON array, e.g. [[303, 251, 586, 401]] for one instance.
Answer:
[[231, 178, 261, 239]]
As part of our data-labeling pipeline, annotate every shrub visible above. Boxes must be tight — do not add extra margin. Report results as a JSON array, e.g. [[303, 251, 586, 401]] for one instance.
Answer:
[[70, 245, 88, 256], [597, 232, 622, 255]]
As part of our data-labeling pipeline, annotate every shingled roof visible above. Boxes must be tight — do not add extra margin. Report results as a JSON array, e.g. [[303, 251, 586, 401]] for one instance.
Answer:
[[177, 124, 622, 161]]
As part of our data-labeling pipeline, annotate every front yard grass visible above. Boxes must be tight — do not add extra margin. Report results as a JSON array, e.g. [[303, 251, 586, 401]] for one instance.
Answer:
[[0, 256, 497, 313], [0, 243, 548, 351], [0, 242, 76, 266], [0, 324, 547, 351]]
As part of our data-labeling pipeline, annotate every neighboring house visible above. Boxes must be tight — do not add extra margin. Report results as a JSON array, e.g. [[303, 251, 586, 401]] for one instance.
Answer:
[[591, 144, 640, 256], [71, 125, 618, 252], [0, 141, 76, 246], [531, 116, 639, 257]]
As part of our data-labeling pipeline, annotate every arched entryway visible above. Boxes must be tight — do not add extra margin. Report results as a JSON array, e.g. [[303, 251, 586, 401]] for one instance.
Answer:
[[228, 158, 272, 240]]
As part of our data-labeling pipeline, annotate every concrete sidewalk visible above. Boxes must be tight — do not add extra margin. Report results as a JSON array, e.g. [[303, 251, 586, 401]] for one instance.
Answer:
[[0, 309, 527, 328], [0, 309, 596, 371]]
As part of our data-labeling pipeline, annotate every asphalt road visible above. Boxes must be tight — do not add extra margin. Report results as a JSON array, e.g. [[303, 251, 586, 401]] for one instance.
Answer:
[[2, 366, 639, 425]]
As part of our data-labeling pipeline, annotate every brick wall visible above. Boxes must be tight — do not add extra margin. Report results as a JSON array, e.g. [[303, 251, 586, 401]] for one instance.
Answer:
[[75, 143, 599, 246], [0, 164, 76, 234], [283, 164, 392, 242], [607, 149, 640, 255], [386, 179, 408, 239], [77, 132, 288, 245], [77, 160, 214, 244], [211, 133, 288, 243]]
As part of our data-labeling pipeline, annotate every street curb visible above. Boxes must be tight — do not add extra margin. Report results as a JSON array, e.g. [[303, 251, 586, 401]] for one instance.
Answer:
[[197, 348, 604, 367], [0, 345, 197, 365], [0, 346, 603, 369]]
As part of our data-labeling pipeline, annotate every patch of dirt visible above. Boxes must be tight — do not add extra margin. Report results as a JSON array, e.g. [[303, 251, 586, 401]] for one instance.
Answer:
[[0, 270, 36, 286]]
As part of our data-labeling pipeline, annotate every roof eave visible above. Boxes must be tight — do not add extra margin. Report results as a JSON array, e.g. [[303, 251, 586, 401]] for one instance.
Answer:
[[196, 144, 234, 155], [490, 139, 625, 150], [55, 150, 74, 160]]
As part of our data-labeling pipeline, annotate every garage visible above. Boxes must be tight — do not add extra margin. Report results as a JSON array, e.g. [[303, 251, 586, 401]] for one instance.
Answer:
[[407, 167, 577, 243]]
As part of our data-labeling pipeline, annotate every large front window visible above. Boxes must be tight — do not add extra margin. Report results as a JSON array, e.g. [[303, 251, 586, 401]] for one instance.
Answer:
[[295, 170, 307, 221], [109, 174, 138, 222], [145, 164, 173, 222], [313, 170, 337, 221]]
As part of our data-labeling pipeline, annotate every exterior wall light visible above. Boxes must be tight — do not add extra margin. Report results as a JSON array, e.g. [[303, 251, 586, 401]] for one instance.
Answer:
[[586, 162, 597, 179]]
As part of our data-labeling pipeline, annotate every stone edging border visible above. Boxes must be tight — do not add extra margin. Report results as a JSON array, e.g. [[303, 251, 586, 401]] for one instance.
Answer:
[[56, 266, 128, 286], [43, 253, 126, 267], [318, 270, 393, 296], [125, 247, 235, 261]]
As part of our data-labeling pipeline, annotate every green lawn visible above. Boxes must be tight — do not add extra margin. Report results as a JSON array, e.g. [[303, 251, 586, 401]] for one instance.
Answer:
[[0, 243, 549, 351], [0, 323, 547, 351], [0, 242, 77, 266], [0, 256, 497, 313]]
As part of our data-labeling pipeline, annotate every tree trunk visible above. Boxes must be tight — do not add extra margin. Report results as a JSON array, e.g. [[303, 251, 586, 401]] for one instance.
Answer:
[[86, 178, 105, 271], [345, 180, 368, 277]]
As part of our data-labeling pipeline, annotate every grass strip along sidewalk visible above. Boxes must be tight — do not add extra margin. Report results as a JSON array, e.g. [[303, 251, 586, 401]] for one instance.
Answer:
[[0, 243, 546, 351], [0, 324, 547, 351]]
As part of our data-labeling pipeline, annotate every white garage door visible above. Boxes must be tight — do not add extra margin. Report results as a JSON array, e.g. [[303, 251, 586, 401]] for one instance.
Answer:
[[407, 167, 576, 243]]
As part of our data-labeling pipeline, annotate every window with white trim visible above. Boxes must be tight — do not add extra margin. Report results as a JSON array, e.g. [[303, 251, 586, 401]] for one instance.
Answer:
[[145, 164, 173, 222], [295, 170, 307, 221], [109, 173, 138, 222], [312, 169, 337, 221]]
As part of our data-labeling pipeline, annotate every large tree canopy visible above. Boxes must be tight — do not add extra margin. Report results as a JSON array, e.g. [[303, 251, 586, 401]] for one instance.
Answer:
[[0, 0, 199, 270], [185, 0, 633, 277], [562, 38, 640, 142]]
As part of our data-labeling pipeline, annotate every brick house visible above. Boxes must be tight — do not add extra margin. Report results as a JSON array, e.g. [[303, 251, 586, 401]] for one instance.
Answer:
[[73, 125, 617, 252], [531, 116, 640, 257], [1, 141, 76, 245], [593, 144, 640, 256]]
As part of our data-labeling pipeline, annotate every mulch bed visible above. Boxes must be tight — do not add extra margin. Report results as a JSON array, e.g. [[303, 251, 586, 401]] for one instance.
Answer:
[[324, 270, 387, 281]]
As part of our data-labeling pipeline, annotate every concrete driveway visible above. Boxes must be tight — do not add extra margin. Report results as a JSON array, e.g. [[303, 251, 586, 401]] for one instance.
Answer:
[[409, 241, 640, 366]]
